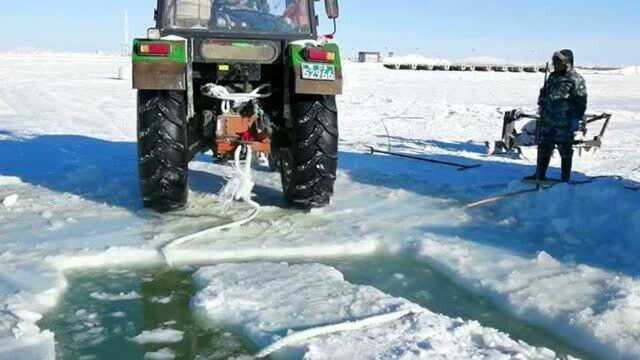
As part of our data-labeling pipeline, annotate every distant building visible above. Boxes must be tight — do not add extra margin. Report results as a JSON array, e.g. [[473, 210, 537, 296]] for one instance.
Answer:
[[358, 51, 382, 63]]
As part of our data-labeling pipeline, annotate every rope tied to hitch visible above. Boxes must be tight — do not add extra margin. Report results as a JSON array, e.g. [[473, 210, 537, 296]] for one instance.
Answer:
[[201, 83, 272, 113]]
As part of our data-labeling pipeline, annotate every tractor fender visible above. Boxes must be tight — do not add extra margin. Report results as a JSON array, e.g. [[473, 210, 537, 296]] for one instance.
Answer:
[[288, 41, 343, 95], [132, 37, 188, 91]]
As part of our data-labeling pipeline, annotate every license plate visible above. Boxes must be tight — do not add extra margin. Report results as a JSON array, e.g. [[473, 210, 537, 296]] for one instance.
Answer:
[[301, 63, 336, 81]]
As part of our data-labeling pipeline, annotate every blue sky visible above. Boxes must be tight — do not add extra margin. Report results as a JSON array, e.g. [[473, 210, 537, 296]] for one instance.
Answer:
[[1, 0, 638, 65]]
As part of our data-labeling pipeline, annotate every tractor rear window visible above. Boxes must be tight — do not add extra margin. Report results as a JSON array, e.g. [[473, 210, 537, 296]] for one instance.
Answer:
[[163, 0, 311, 34]]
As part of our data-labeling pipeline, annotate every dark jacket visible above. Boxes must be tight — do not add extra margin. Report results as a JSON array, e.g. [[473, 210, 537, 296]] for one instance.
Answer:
[[538, 69, 588, 143]]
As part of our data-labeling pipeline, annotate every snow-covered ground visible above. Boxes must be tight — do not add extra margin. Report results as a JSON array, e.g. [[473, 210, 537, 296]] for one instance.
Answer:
[[1, 53, 640, 359]]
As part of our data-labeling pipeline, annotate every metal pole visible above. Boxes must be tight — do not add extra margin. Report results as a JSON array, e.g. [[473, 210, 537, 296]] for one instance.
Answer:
[[535, 62, 550, 189], [368, 147, 481, 171]]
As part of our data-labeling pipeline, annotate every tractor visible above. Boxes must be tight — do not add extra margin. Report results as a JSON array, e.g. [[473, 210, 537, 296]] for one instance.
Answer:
[[133, 0, 342, 212]]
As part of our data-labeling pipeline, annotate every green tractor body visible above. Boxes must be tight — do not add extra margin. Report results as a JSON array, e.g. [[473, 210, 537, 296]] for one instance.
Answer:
[[133, 0, 342, 211]]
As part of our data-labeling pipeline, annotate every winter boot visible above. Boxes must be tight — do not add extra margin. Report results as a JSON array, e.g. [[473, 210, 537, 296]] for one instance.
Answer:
[[524, 148, 552, 181]]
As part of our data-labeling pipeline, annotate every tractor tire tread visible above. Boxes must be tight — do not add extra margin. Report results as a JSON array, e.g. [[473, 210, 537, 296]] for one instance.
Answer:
[[137, 90, 189, 212], [281, 95, 338, 209]]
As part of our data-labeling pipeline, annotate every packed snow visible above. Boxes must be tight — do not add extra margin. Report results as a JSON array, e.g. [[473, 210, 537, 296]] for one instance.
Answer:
[[0, 53, 640, 359], [192, 263, 557, 359]]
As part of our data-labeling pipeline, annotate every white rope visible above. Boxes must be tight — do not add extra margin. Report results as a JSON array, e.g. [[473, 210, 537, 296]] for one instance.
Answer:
[[160, 145, 260, 266], [201, 83, 272, 113], [256, 308, 423, 358]]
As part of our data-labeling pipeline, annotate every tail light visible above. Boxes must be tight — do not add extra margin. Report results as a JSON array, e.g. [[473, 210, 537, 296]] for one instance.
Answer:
[[304, 47, 336, 63], [138, 42, 171, 56]]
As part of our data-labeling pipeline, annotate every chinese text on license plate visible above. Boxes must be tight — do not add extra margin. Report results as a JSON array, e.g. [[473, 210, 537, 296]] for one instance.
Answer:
[[301, 63, 336, 81]]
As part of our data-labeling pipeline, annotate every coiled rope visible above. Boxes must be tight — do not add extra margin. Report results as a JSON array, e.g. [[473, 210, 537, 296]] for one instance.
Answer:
[[160, 145, 260, 267]]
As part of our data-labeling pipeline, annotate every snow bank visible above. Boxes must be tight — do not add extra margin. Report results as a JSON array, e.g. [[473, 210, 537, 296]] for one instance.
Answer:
[[450, 180, 640, 359], [383, 54, 450, 66], [192, 263, 556, 359], [421, 234, 640, 359], [130, 329, 184, 344], [621, 66, 639, 76], [163, 240, 379, 267]]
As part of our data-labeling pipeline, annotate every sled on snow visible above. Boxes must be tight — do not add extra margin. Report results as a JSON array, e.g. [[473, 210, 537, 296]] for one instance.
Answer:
[[487, 110, 612, 157]]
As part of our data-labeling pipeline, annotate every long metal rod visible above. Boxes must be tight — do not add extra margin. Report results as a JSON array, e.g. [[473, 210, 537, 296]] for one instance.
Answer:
[[368, 146, 481, 171], [465, 188, 539, 209], [466, 175, 634, 209]]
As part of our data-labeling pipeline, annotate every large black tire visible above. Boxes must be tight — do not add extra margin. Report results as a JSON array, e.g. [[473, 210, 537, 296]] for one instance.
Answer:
[[280, 95, 338, 208], [137, 90, 189, 212]]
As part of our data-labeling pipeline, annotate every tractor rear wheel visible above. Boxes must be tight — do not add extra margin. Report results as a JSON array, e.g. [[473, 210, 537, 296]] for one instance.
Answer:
[[137, 90, 189, 212], [280, 95, 338, 208]]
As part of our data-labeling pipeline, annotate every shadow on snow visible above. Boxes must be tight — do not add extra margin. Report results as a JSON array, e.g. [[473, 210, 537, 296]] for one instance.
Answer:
[[0, 131, 283, 212], [1, 130, 638, 276]]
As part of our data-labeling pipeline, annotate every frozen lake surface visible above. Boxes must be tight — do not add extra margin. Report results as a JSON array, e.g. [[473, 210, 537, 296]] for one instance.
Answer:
[[1, 54, 640, 359]]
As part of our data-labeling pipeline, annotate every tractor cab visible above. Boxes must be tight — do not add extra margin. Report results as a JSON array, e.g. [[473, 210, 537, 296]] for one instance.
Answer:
[[159, 0, 314, 36]]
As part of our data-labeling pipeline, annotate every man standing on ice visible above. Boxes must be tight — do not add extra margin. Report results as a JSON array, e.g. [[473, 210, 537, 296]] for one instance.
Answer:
[[526, 49, 588, 183]]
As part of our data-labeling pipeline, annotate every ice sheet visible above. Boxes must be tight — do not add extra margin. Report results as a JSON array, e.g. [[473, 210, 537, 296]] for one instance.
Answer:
[[130, 329, 184, 344], [192, 263, 557, 359]]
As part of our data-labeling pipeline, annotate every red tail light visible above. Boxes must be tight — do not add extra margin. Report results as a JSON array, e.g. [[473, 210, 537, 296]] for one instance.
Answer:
[[304, 48, 336, 63], [138, 42, 171, 56]]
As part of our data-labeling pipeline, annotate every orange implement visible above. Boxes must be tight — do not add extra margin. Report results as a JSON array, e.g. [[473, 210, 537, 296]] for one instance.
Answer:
[[215, 113, 271, 156]]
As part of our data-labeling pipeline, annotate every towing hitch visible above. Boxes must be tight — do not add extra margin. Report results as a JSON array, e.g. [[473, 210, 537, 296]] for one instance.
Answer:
[[202, 83, 273, 158]]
